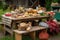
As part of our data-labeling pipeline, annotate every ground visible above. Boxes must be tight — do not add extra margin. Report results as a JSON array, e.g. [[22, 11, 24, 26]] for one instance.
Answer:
[[0, 31, 60, 40]]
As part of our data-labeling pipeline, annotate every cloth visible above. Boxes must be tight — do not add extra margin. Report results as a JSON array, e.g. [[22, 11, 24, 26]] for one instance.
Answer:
[[39, 22, 49, 27]]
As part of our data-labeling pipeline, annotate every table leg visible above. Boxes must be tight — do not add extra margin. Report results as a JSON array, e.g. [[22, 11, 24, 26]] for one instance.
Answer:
[[4, 24, 6, 35], [29, 31, 36, 40], [15, 33, 22, 40]]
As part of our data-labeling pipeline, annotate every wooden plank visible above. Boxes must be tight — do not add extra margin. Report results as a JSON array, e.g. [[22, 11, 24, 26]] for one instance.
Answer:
[[13, 26, 48, 34], [29, 32, 36, 40], [15, 33, 22, 40], [4, 27, 13, 35], [2, 17, 12, 27], [2, 15, 49, 20]]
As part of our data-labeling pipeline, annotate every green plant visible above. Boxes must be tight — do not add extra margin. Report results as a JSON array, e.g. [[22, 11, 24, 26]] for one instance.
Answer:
[[0, 1, 3, 9], [45, 0, 52, 11], [52, 0, 58, 3], [58, 0, 60, 3]]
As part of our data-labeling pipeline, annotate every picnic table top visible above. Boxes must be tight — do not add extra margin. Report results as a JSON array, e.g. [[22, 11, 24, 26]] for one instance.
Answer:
[[2, 15, 49, 20]]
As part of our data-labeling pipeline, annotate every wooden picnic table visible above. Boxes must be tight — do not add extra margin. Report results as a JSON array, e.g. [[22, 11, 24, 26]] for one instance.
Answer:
[[2, 15, 49, 35]]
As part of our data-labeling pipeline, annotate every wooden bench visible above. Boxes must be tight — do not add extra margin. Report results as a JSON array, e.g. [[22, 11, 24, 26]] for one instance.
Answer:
[[13, 26, 48, 40]]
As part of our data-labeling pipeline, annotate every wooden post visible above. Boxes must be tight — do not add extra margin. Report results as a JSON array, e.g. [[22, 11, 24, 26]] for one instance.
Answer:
[[29, 31, 36, 40], [4, 24, 6, 35], [15, 33, 22, 40]]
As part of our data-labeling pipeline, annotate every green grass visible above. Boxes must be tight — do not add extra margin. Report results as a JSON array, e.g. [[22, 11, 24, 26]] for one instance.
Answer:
[[0, 36, 14, 40], [0, 35, 39, 40]]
